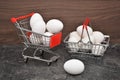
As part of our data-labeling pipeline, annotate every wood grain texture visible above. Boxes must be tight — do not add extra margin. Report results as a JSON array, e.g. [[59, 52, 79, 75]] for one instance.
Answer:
[[0, 0, 120, 44]]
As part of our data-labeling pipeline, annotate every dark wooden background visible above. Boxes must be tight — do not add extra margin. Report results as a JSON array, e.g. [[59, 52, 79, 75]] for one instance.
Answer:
[[0, 0, 120, 44]]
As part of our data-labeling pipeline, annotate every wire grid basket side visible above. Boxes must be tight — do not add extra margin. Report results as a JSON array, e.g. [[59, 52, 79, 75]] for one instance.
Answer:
[[64, 34, 110, 57], [19, 18, 31, 30], [14, 17, 50, 48]]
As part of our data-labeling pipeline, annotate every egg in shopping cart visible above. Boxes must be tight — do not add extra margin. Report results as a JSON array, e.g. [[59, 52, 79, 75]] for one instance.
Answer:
[[29, 33, 42, 44], [64, 59, 85, 75], [76, 25, 93, 38], [92, 44, 104, 56], [68, 36, 80, 52], [30, 13, 44, 28], [46, 19, 64, 33], [93, 31, 104, 44], [69, 31, 81, 40], [42, 32, 53, 46], [31, 21, 46, 34]]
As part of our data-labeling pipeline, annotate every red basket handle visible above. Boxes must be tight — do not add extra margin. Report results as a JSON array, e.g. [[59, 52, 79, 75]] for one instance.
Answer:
[[11, 12, 34, 23], [82, 17, 90, 30]]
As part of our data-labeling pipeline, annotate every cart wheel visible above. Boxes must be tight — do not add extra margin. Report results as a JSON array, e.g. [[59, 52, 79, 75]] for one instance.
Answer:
[[54, 58, 58, 62], [51, 56, 59, 62], [40, 51, 44, 56], [24, 57, 29, 63], [37, 50, 44, 56], [39, 50, 44, 54], [47, 62, 51, 66]]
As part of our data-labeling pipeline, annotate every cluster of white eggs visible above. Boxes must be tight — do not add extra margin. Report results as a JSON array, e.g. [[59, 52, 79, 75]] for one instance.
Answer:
[[29, 13, 64, 46], [68, 25, 105, 55]]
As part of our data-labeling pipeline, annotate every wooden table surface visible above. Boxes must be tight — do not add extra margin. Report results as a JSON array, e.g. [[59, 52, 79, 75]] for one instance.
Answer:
[[0, 0, 120, 44]]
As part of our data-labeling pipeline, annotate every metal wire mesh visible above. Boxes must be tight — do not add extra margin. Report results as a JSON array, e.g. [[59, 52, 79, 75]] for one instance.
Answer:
[[64, 34, 110, 56]]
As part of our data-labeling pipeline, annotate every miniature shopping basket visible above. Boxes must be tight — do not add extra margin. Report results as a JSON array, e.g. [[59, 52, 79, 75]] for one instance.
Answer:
[[11, 12, 62, 65], [64, 18, 110, 58]]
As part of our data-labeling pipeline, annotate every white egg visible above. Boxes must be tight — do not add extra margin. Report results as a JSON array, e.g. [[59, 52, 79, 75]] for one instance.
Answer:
[[29, 34, 42, 44], [68, 37, 80, 42], [42, 32, 53, 46], [69, 31, 81, 40], [92, 45, 104, 56], [80, 35, 94, 50], [93, 31, 104, 44], [46, 19, 64, 33], [32, 21, 46, 34], [64, 59, 85, 75], [30, 13, 44, 28], [68, 37, 80, 52], [82, 35, 95, 44], [76, 25, 93, 38]]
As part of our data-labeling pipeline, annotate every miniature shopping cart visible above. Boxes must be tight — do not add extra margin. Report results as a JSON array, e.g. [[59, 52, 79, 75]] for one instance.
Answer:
[[64, 18, 110, 59], [11, 12, 62, 65]]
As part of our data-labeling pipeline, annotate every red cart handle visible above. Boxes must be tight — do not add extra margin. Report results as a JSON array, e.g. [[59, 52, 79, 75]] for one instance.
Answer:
[[82, 17, 90, 30], [11, 12, 34, 23]]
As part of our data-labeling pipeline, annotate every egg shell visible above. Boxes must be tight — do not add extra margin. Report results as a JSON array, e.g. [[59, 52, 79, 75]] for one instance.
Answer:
[[30, 13, 44, 28], [46, 19, 64, 33], [79, 35, 94, 50], [76, 25, 93, 38], [64, 59, 85, 75], [29, 33, 42, 44], [82, 35, 95, 44], [32, 21, 46, 34], [69, 31, 81, 40], [92, 45, 104, 55], [68, 37, 80, 52], [42, 32, 53, 46], [93, 31, 104, 44]]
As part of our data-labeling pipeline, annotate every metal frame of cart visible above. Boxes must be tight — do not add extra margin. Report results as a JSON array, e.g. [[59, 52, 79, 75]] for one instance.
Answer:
[[11, 12, 62, 65]]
